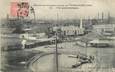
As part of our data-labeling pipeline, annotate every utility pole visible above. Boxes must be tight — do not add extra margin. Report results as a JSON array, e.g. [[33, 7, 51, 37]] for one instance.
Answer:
[[55, 31, 58, 72], [55, 13, 59, 72]]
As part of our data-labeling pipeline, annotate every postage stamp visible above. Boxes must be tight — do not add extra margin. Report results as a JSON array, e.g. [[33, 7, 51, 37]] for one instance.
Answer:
[[10, 2, 29, 17]]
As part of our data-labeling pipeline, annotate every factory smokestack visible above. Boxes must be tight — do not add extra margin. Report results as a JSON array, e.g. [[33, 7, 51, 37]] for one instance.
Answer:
[[80, 18, 83, 28], [102, 12, 104, 20], [108, 12, 110, 23], [98, 12, 99, 20], [6, 14, 9, 20]]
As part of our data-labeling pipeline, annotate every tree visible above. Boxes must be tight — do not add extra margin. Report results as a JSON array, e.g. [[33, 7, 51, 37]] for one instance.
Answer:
[[91, 19, 98, 25]]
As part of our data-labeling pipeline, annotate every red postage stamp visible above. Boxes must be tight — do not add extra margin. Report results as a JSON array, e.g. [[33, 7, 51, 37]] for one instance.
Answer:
[[10, 2, 29, 17]]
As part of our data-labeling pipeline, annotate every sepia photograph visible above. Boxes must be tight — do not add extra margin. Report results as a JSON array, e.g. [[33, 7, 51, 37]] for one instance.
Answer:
[[0, 0, 115, 72]]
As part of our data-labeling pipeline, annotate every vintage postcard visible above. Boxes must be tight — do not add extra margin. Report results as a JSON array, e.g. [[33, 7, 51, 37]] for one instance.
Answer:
[[0, 0, 115, 72]]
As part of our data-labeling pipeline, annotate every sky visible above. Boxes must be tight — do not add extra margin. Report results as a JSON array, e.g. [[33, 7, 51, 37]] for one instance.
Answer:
[[0, 0, 115, 20]]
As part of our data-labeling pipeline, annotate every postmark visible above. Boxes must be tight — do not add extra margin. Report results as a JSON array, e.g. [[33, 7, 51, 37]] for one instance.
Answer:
[[10, 2, 29, 17]]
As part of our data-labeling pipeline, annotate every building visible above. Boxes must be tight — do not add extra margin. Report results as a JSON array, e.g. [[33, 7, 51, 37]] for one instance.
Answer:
[[0, 28, 15, 34], [89, 39, 110, 47], [93, 24, 115, 36], [53, 18, 85, 36], [61, 25, 84, 36], [20, 32, 47, 40]]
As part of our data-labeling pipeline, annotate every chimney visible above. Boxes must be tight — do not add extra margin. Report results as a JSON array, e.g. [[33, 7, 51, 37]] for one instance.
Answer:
[[6, 14, 9, 20], [98, 12, 99, 20], [80, 18, 83, 28], [102, 12, 104, 20], [108, 12, 110, 24]]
